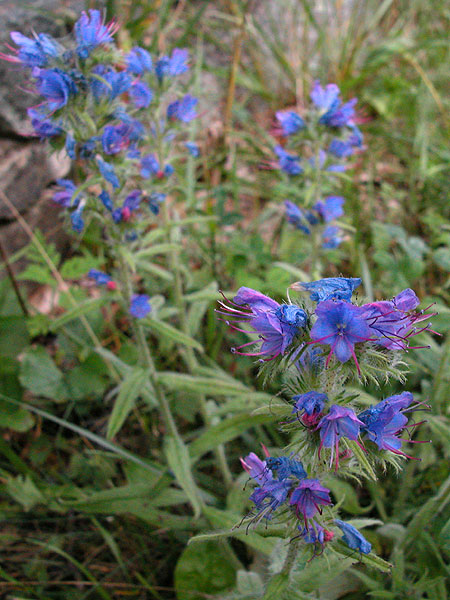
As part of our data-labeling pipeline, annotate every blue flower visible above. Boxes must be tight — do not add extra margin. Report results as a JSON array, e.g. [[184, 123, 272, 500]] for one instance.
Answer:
[[65, 134, 76, 159], [185, 142, 199, 157], [322, 225, 342, 249], [129, 294, 152, 318], [91, 66, 131, 101], [88, 269, 112, 286], [241, 451, 272, 485], [75, 9, 116, 59], [362, 289, 432, 352], [155, 48, 189, 82], [320, 98, 357, 128], [99, 190, 113, 211], [310, 300, 373, 373], [27, 108, 62, 138], [102, 125, 127, 154], [358, 392, 419, 457], [295, 277, 361, 303], [34, 68, 77, 110], [129, 81, 153, 108], [249, 479, 292, 519], [126, 47, 152, 75], [274, 145, 302, 175], [140, 154, 159, 178], [97, 157, 120, 188], [148, 193, 166, 215], [328, 138, 354, 158], [276, 110, 305, 136], [52, 179, 79, 207], [218, 287, 307, 360], [265, 456, 307, 481], [79, 137, 98, 159], [317, 405, 364, 451], [5, 31, 60, 67], [289, 479, 332, 521], [167, 94, 198, 122], [334, 520, 372, 554], [140, 154, 173, 179], [310, 81, 340, 112], [123, 190, 142, 212], [299, 520, 333, 545], [284, 201, 316, 234], [112, 208, 123, 224], [71, 207, 85, 233], [293, 391, 328, 416], [314, 196, 345, 223], [348, 124, 363, 147]]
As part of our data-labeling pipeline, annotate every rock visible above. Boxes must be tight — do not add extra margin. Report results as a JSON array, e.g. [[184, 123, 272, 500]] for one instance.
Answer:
[[0, 139, 70, 219], [0, 0, 100, 135]]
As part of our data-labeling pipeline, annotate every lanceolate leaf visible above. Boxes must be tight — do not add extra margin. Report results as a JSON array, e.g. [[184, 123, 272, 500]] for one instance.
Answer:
[[107, 367, 151, 439], [164, 435, 203, 518], [145, 318, 204, 352]]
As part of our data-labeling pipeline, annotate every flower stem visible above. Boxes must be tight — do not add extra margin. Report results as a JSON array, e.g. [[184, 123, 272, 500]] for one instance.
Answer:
[[116, 250, 179, 440], [161, 203, 233, 487], [281, 538, 300, 575]]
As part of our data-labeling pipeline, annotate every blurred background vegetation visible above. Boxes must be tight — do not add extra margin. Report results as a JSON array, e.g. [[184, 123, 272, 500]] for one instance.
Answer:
[[0, 0, 448, 598]]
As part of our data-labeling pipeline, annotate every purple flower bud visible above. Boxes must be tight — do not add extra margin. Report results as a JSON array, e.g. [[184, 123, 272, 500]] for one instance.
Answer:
[[292, 391, 328, 416], [295, 277, 361, 303]]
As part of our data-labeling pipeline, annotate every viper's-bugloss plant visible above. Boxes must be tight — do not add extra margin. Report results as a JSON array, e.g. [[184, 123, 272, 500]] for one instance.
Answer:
[[221, 277, 438, 568]]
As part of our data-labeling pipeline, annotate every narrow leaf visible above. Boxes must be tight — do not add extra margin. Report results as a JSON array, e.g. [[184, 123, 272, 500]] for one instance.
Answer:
[[165, 435, 202, 518], [107, 367, 150, 439]]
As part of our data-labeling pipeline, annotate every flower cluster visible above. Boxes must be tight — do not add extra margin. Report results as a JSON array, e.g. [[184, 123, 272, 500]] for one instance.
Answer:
[[223, 276, 437, 560], [3, 10, 198, 236], [272, 82, 365, 252], [4, 11, 199, 320]]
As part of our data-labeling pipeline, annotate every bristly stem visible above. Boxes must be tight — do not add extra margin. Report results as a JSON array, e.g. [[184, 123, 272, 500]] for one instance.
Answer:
[[116, 250, 179, 440], [281, 537, 300, 575]]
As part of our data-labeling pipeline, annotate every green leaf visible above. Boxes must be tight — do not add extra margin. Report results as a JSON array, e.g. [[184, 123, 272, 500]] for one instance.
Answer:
[[402, 475, 450, 548], [346, 440, 377, 481], [60, 255, 102, 279], [17, 264, 55, 286], [323, 476, 373, 515], [157, 372, 249, 396], [0, 316, 30, 358], [145, 318, 204, 353], [236, 570, 264, 597], [0, 393, 162, 476], [164, 435, 202, 518], [107, 367, 150, 439], [135, 243, 182, 260], [262, 572, 290, 599], [201, 506, 278, 555], [334, 543, 392, 573], [19, 346, 69, 402], [174, 540, 236, 600], [5, 475, 44, 511], [49, 297, 107, 331], [190, 413, 277, 460]]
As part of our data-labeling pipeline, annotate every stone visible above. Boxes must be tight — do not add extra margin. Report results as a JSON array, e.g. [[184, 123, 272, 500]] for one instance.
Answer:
[[0, 0, 100, 135]]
